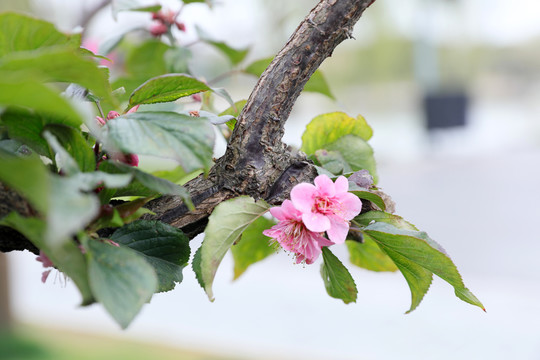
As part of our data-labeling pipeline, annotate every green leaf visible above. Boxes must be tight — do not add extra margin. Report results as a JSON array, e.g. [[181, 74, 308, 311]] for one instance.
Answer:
[[244, 57, 334, 98], [320, 247, 357, 304], [164, 47, 192, 74], [304, 70, 335, 100], [1, 109, 52, 158], [195, 196, 270, 300], [219, 99, 247, 131], [46, 125, 96, 173], [0, 139, 32, 156], [125, 40, 169, 78], [46, 176, 100, 246], [0, 47, 112, 101], [364, 222, 485, 312], [1, 109, 49, 157], [378, 241, 433, 313], [111, 0, 161, 19], [43, 130, 81, 175], [99, 161, 193, 208], [192, 246, 204, 290], [354, 211, 418, 230], [349, 189, 386, 212], [231, 216, 276, 279], [46, 172, 132, 247], [86, 239, 157, 329], [0, 78, 83, 126], [346, 238, 397, 272], [210, 87, 235, 107], [0, 13, 79, 58], [183, 0, 214, 6], [301, 112, 373, 155], [1, 109, 95, 170], [0, 154, 50, 214], [313, 149, 351, 175], [111, 220, 190, 293], [325, 135, 378, 183], [104, 111, 215, 173], [0, 213, 94, 305], [128, 74, 211, 110], [196, 26, 248, 65]]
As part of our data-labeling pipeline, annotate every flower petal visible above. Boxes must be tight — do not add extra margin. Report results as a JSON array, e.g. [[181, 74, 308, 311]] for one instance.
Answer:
[[326, 216, 350, 244], [302, 212, 330, 232], [269, 206, 286, 221], [316, 236, 335, 248], [334, 175, 349, 194], [290, 183, 317, 213], [337, 193, 363, 220], [280, 199, 301, 220], [314, 175, 335, 197]]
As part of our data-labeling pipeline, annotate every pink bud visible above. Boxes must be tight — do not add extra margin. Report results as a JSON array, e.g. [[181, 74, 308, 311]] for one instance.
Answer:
[[96, 116, 106, 126], [107, 111, 120, 120], [191, 93, 201, 102], [124, 153, 139, 167], [176, 22, 186, 32], [150, 22, 168, 37]]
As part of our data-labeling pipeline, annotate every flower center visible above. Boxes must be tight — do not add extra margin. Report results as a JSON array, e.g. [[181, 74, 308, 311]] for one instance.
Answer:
[[313, 196, 333, 214]]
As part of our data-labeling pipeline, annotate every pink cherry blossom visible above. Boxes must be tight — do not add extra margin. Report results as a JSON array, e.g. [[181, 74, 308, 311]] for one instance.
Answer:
[[263, 200, 334, 264], [290, 174, 362, 244]]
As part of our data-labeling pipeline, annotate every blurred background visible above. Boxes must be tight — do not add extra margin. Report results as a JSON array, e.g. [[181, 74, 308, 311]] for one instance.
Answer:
[[1, 0, 539, 359]]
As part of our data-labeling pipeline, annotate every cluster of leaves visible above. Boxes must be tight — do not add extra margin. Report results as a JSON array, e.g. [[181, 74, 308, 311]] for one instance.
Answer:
[[0, 1, 483, 330], [193, 112, 484, 313]]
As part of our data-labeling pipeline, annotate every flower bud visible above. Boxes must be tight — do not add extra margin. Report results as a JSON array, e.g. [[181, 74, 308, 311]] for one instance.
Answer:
[[107, 111, 120, 120], [176, 21, 186, 32], [150, 22, 168, 37]]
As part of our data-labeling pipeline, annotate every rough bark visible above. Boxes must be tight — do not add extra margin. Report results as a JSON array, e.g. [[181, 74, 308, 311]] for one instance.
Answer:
[[144, 0, 376, 237], [0, 0, 376, 250]]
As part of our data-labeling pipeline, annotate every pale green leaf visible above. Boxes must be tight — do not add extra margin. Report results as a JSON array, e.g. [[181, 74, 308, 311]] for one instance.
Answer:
[[313, 149, 351, 175], [43, 131, 80, 175], [86, 239, 157, 329], [301, 112, 373, 155], [0, 213, 94, 305], [219, 99, 246, 131], [231, 216, 276, 279], [0, 154, 50, 214], [196, 26, 248, 65], [0, 13, 79, 58], [354, 211, 418, 230], [0, 47, 112, 101], [104, 111, 215, 173], [195, 196, 270, 300], [111, 0, 161, 19], [0, 78, 83, 126], [364, 222, 484, 312], [346, 238, 398, 272], [325, 135, 378, 183]]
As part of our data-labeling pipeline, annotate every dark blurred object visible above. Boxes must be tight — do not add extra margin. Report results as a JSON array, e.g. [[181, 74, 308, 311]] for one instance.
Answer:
[[423, 92, 469, 130]]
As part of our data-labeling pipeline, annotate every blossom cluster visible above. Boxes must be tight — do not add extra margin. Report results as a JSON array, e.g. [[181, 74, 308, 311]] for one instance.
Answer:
[[150, 10, 186, 37], [263, 174, 362, 264]]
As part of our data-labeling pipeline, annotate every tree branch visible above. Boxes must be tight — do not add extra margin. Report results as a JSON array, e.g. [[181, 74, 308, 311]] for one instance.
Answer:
[[0, 0, 377, 251], [144, 0, 376, 237]]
